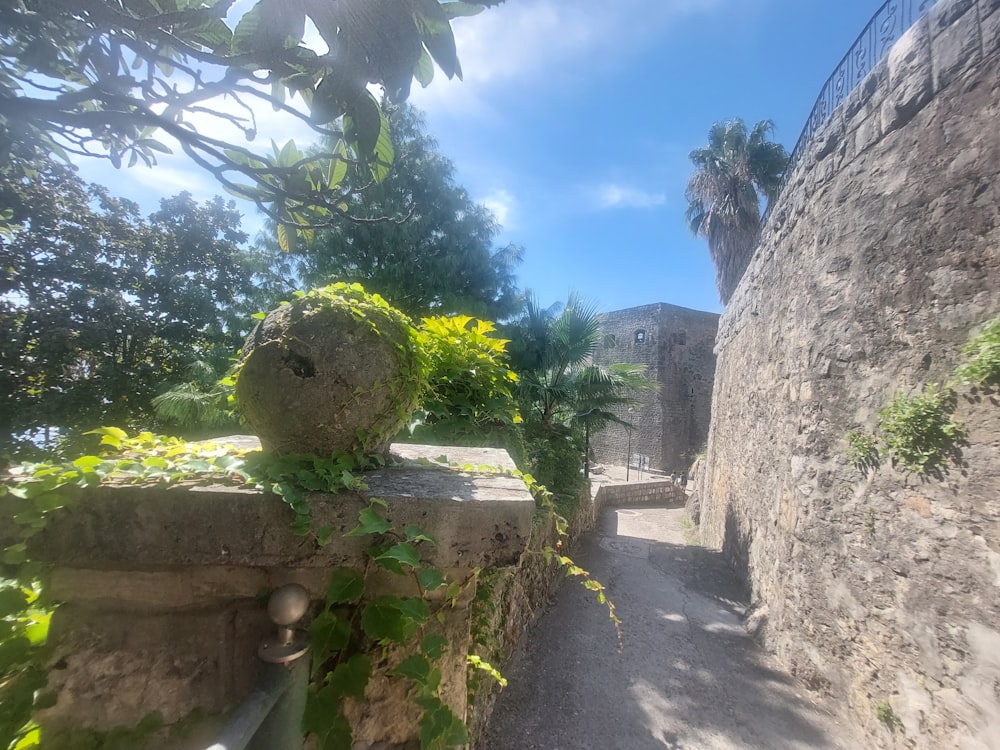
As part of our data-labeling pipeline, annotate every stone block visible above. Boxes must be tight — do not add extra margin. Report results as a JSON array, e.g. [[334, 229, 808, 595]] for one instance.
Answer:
[[31, 445, 536, 571], [853, 112, 883, 155], [929, 0, 977, 33], [981, 0, 1000, 15], [931, 1, 983, 92], [981, 0, 1000, 54], [38, 604, 255, 731], [880, 17, 933, 134]]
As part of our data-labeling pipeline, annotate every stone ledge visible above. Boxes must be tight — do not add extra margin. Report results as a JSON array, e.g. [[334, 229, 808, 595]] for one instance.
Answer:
[[30, 444, 535, 571]]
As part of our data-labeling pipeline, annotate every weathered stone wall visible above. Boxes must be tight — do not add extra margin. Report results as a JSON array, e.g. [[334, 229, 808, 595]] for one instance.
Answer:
[[699, 1, 1000, 746], [593, 480, 687, 513], [27, 444, 535, 749], [590, 303, 719, 473]]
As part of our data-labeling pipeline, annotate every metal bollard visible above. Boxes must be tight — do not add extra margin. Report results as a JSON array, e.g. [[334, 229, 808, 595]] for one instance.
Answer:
[[206, 584, 311, 750]]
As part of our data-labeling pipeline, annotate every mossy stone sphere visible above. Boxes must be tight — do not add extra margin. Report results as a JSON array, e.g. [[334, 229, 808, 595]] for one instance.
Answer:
[[235, 287, 425, 457]]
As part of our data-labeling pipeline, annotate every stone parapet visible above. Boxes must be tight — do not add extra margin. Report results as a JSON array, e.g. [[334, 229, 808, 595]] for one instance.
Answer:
[[30, 444, 535, 749]]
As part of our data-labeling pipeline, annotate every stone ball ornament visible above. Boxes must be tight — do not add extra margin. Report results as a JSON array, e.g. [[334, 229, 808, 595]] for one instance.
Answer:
[[235, 284, 427, 457]]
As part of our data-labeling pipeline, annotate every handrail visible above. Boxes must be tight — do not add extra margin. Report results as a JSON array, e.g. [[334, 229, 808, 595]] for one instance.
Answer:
[[205, 584, 311, 750], [762, 0, 940, 225]]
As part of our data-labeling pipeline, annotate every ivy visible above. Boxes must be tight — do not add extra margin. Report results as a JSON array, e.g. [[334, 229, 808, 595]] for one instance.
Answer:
[[1, 395, 621, 749], [0, 430, 496, 750]]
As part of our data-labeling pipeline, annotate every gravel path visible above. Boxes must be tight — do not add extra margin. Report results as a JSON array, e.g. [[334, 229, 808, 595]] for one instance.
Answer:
[[478, 505, 865, 750]]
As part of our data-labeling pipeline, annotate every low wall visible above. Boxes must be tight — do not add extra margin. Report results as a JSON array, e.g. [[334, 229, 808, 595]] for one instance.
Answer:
[[29, 444, 535, 749], [594, 480, 687, 513]]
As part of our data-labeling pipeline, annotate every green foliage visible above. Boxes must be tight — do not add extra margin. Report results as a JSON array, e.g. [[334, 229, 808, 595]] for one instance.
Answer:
[[0, 157, 292, 456], [844, 429, 880, 472], [0, 429, 483, 749], [1, 427, 623, 748], [875, 701, 903, 733], [280, 104, 524, 320], [505, 292, 653, 487], [305, 498, 474, 750], [878, 384, 964, 475], [954, 316, 1000, 390], [521, 421, 587, 508], [0, 580, 48, 750], [1, 1, 491, 231], [410, 315, 521, 444]]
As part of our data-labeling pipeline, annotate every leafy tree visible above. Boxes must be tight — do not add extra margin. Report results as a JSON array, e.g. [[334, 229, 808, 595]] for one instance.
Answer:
[[278, 104, 523, 321], [0, 0, 499, 232], [684, 118, 788, 304], [0, 156, 287, 457]]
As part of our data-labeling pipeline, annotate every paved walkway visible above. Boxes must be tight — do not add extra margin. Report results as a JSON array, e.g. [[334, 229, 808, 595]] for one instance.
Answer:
[[478, 504, 865, 750]]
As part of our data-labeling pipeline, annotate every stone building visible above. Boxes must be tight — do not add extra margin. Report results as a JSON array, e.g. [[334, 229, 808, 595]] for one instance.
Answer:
[[589, 302, 719, 474]]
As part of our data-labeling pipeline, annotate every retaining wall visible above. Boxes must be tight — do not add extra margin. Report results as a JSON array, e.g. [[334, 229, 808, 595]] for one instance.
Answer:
[[698, 0, 1000, 745]]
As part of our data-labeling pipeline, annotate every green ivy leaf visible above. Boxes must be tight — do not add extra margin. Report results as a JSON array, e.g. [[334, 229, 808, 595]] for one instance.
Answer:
[[417, 567, 446, 592], [417, 695, 469, 749], [375, 542, 421, 571], [303, 691, 351, 748], [315, 525, 334, 546], [83, 426, 128, 450], [361, 596, 419, 643], [327, 653, 371, 699], [3, 543, 28, 565], [0, 586, 28, 618], [404, 525, 437, 545], [310, 612, 351, 658], [391, 654, 435, 688], [345, 506, 391, 537], [325, 569, 365, 605], [421, 633, 448, 660]]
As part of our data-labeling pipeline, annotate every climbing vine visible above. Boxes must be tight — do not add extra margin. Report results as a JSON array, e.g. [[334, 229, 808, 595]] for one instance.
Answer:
[[0, 430, 479, 749], [1, 429, 613, 749]]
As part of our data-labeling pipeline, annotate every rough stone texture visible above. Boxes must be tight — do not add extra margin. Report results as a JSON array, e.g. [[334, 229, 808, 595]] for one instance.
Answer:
[[236, 298, 422, 456], [590, 303, 720, 474], [31, 445, 534, 748], [593, 480, 687, 514], [699, 1, 1000, 746]]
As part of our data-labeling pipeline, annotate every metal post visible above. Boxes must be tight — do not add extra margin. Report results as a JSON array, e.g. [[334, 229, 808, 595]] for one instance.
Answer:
[[249, 658, 309, 750], [206, 583, 311, 750], [625, 427, 631, 482]]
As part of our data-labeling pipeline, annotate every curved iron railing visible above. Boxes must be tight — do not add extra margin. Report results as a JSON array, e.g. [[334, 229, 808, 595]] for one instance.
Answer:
[[763, 0, 940, 224]]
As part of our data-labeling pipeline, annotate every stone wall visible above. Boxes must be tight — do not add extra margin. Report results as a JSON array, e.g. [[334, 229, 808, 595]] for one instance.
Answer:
[[698, 0, 1000, 746], [27, 444, 535, 749], [593, 480, 687, 513], [590, 303, 719, 473]]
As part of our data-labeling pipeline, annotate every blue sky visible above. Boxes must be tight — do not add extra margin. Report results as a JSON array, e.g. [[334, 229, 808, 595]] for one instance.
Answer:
[[76, 0, 889, 317]]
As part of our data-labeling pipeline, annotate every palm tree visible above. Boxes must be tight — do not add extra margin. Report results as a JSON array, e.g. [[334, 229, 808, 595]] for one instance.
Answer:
[[506, 293, 654, 484], [685, 118, 789, 304]]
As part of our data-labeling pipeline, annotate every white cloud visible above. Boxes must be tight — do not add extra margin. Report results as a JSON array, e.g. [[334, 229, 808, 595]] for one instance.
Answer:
[[480, 188, 515, 228], [411, 0, 722, 115], [593, 183, 667, 209]]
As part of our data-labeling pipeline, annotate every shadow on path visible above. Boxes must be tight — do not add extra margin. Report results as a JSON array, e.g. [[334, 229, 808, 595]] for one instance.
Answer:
[[478, 505, 863, 750]]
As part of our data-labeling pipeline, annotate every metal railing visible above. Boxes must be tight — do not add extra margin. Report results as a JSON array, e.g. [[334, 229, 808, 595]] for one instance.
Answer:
[[205, 584, 311, 750], [763, 0, 940, 224]]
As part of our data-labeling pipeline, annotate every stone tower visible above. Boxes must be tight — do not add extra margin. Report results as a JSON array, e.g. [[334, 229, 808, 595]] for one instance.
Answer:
[[589, 302, 719, 473]]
